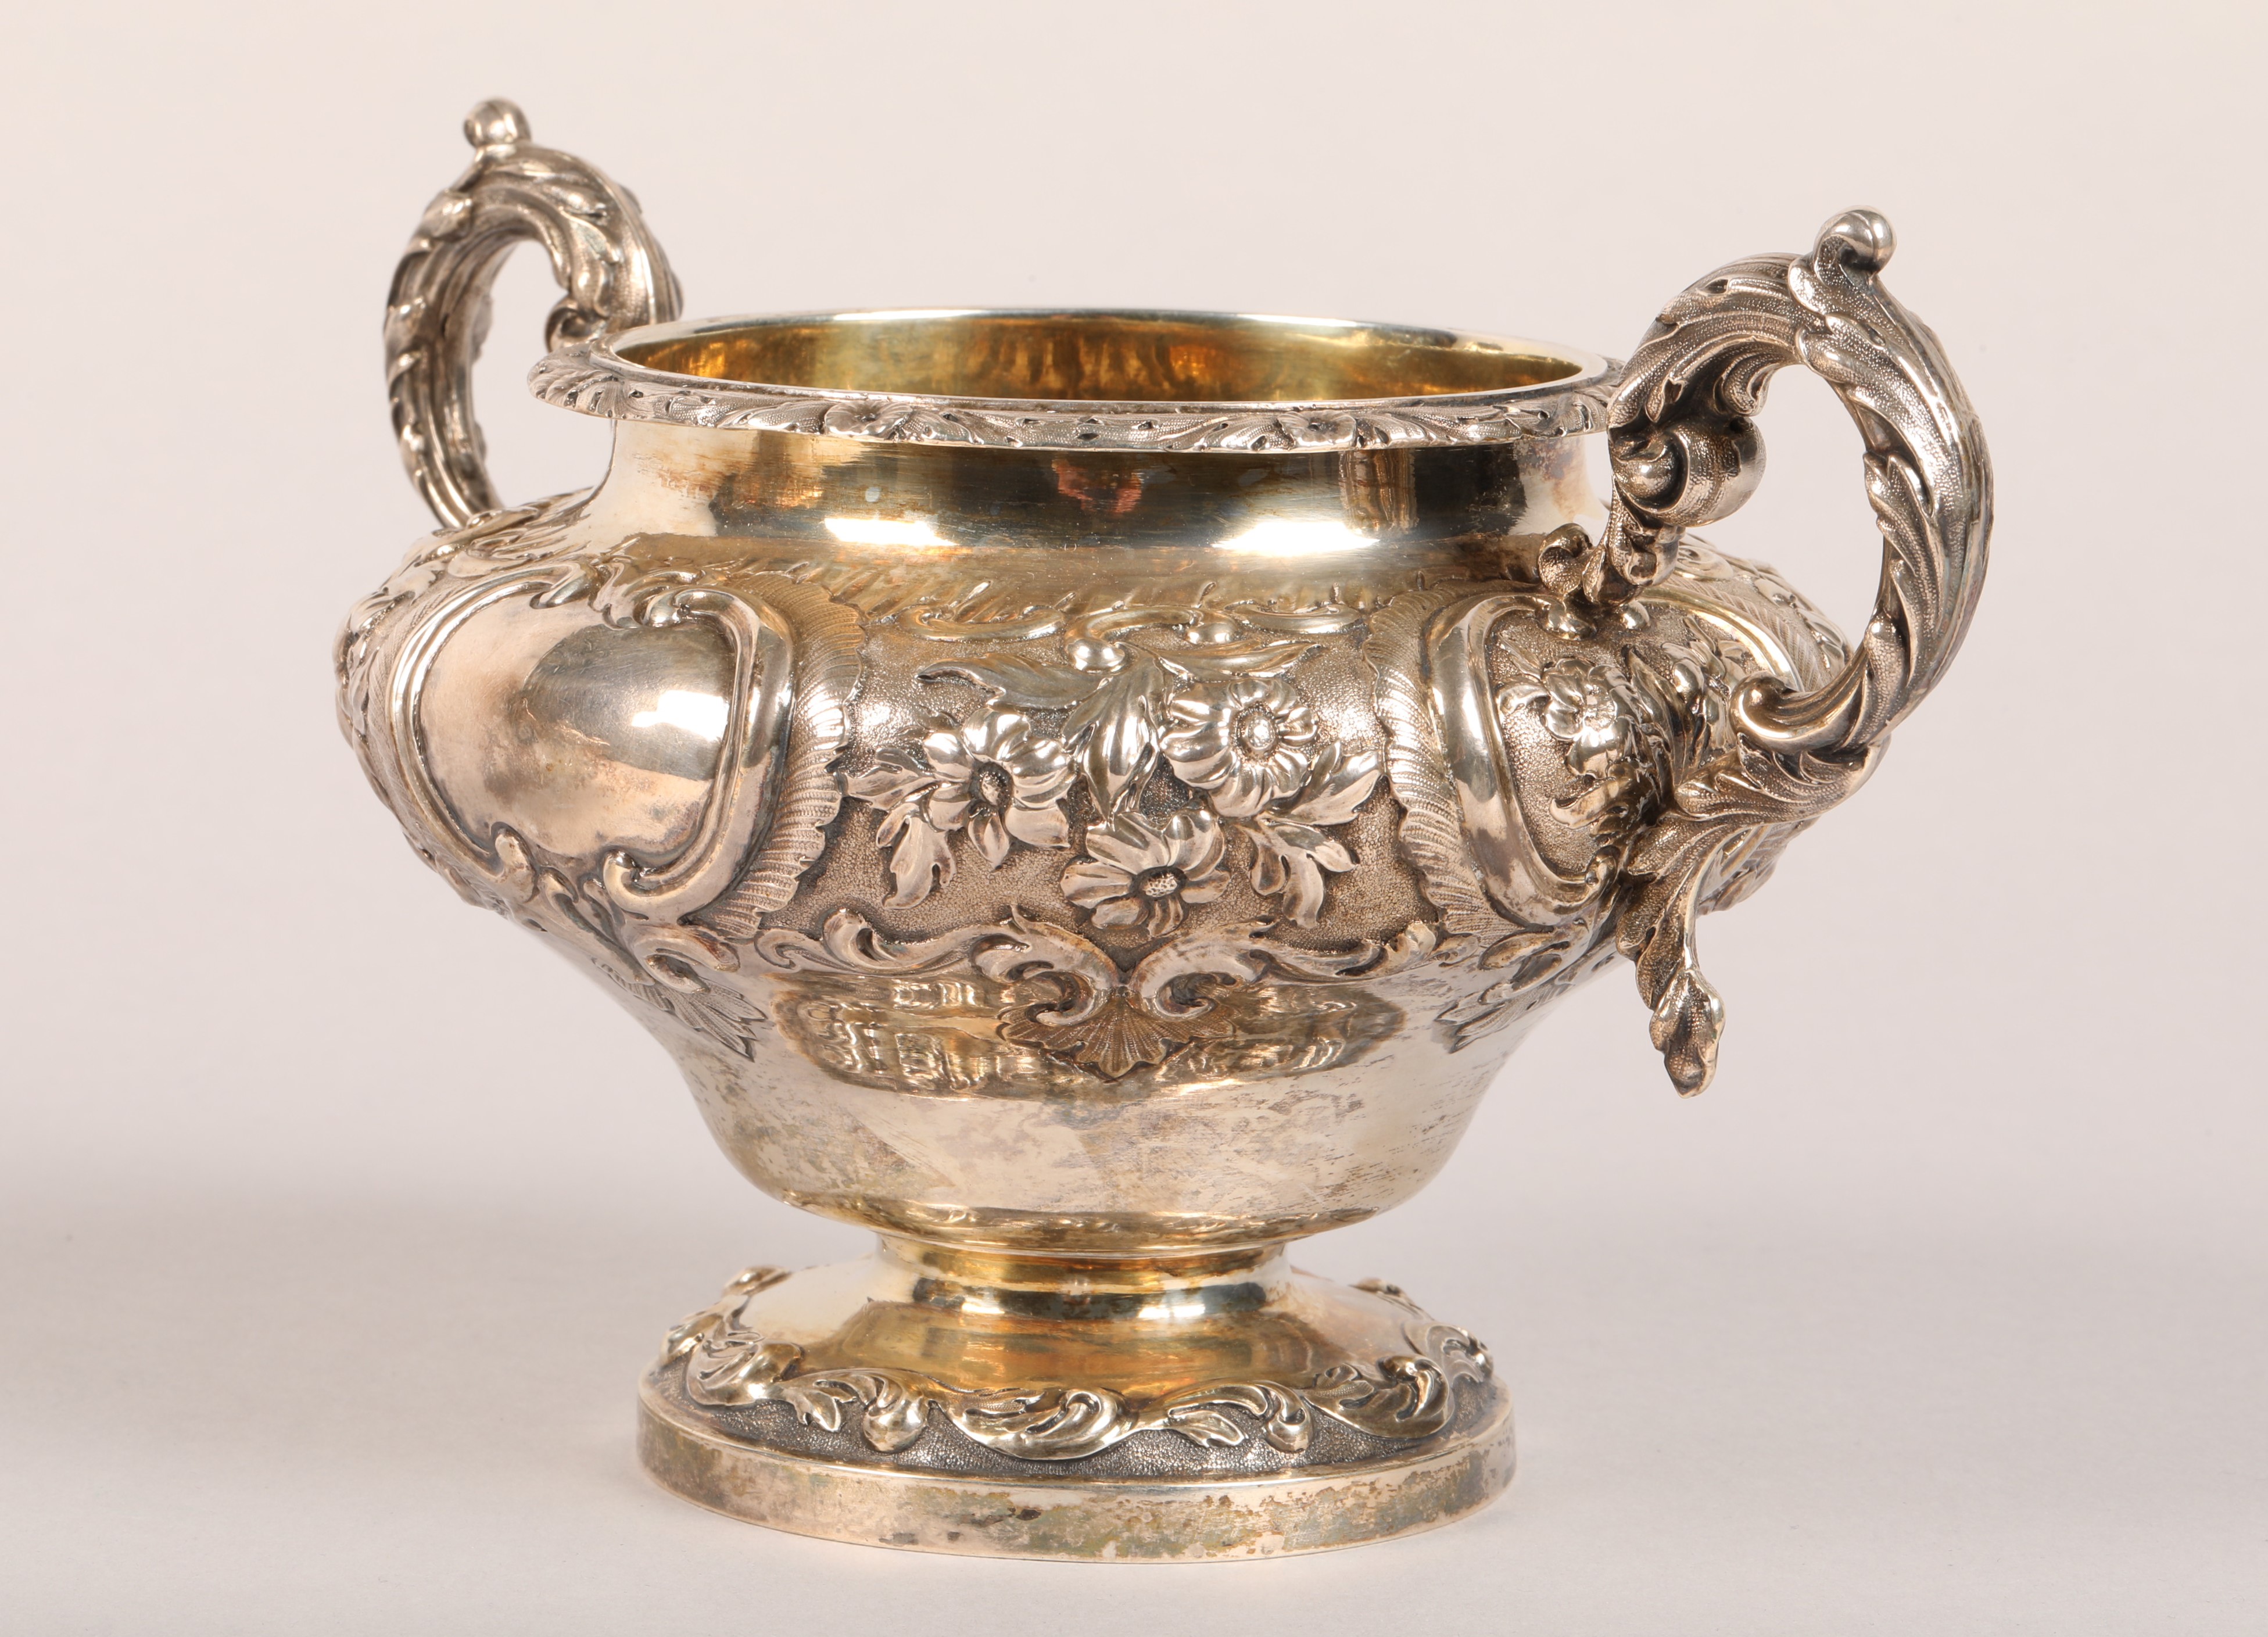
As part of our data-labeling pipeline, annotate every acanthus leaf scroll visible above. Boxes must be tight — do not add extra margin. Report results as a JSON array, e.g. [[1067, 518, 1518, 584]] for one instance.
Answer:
[[661, 1266, 1492, 1466], [1366, 543, 1854, 1070], [758, 906, 1433, 1083], [1583, 210, 1990, 1092]]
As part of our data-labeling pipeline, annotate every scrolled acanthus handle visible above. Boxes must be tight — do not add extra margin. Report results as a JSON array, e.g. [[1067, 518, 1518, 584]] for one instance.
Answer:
[[1572, 209, 1993, 1095], [385, 100, 682, 529]]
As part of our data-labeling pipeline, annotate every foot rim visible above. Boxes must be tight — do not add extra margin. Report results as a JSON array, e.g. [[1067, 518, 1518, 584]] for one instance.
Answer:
[[637, 1376, 1514, 1561]]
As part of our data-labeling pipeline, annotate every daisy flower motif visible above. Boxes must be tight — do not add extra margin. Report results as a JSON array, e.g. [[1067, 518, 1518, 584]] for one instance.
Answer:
[[845, 708, 1076, 907], [1507, 657, 1643, 775], [1159, 676, 1320, 818], [918, 708, 1074, 865], [1060, 810, 1227, 937]]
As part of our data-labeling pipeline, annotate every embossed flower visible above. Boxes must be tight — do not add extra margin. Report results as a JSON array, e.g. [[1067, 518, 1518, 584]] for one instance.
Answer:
[[1060, 810, 1226, 937], [1660, 629, 1743, 748], [918, 708, 1074, 865], [1159, 676, 1320, 818], [1507, 658, 1642, 775], [846, 708, 1076, 907]]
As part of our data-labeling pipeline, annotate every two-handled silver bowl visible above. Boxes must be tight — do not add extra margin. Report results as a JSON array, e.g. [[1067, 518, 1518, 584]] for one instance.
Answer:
[[341, 100, 1988, 1560]]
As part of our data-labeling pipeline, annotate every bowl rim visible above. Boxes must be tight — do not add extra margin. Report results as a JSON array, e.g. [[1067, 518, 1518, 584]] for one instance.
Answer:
[[527, 307, 1620, 454]]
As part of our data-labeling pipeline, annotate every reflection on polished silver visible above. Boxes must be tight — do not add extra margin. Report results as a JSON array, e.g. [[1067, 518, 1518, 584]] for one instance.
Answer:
[[342, 106, 1993, 1559]]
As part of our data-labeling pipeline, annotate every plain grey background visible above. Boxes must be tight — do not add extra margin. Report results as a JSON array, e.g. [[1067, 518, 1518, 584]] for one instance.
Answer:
[[5, 2, 2262, 1631]]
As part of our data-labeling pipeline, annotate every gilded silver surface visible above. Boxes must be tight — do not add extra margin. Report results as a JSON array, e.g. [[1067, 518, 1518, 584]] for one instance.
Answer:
[[661, 1254, 1490, 1467], [341, 106, 1993, 1558]]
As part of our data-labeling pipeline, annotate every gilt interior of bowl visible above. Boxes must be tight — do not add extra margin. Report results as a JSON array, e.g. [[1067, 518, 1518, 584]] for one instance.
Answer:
[[607, 309, 1606, 410]]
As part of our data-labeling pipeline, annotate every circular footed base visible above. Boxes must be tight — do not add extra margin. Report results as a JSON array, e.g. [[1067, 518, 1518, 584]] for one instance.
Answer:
[[634, 1245, 1514, 1560], [640, 1380, 1513, 1561]]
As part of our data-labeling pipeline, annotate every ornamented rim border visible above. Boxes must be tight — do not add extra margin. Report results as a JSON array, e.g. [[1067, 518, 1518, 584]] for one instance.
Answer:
[[528, 311, 1622, 452], [657, 1266, 1496, 1468], [642, 1375, 1515, 1491]]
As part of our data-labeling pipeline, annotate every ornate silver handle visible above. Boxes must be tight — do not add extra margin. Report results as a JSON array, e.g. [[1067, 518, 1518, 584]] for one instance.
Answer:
[[384, 101, 681, 528], [1581, 210, 1993, 1094]]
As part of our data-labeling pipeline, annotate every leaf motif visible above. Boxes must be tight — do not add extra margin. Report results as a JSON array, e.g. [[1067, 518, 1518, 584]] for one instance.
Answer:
[[1169, 636, 1319, 679], [1615, 743, 1875, 1095], [1243, 822, 1328, 925], [1249, 832, 1288, 898], [844, 757, 937, 810], [778, 1377, 864, 1433], [1127, 919, 1434, 1020], [1060, 652, 1161, 742], [754, 908, 999, 975], [916, 653, 1110, 710], [694, 575, 865, 935], [684, 1334, 804, 1405], [1245, 818, 1355, 926], [1610, 221, 1988, 763], [1262, 820, 1331, 854], [1283, 744, 1384, 827], [882, 811, 954, 907], [1479, 928, 1571, 973], [1226, 604, 1364, 636], [971, 911, 1119, 1027], [1064, 658, 1164, 811], [1362, 585, 1528, 949], [1128, 919, 1291, 1019], [905, 601, 1067, 642], [1156, 411, 1302, 451], [1278, 849, 1328, 925], [1159, 1407, 1248, 1449], [997, 994, 1199, 1081], [660, 1269, 1486, 1465], [947, 1386, 1134, 1461], [1169, 1383, 1313, 1453], [1004, 800, 1070, 850], [1649, 965, 1724, 1096], [855, 1374, 930, 1453]]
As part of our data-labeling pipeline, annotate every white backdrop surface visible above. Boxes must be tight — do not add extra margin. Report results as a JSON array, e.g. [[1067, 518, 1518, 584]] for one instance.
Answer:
[[3, 3, 2262, 1632]]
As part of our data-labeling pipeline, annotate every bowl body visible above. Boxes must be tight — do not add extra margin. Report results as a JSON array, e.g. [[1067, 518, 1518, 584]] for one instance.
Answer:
[[339, 312, 1845, 1257]]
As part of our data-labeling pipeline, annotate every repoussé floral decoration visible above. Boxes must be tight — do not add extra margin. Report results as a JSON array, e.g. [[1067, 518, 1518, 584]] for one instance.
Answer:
[[840, 603, 1384, 935]]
